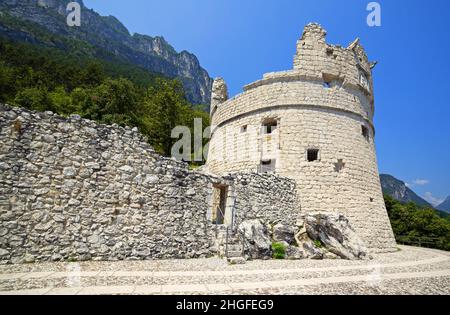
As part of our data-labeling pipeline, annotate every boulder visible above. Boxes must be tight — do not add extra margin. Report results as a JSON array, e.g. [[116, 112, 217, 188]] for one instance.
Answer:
[[280, 241, 305, 260], [273, 223, 296, 245], [238, 220, 272, 259], [305, 213, 369, 260], [302, 241, 325, 260]]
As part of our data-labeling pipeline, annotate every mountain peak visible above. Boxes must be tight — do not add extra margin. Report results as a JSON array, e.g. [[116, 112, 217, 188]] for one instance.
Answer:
[[437, 196, 450, 213], [0, 0, 213, 105], [380, 174, 432, 207]]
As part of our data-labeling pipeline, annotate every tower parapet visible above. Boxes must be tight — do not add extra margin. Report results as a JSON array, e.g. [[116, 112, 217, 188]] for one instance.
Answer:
[[294, 23, 327, 64], [293, 23, 374, 102]]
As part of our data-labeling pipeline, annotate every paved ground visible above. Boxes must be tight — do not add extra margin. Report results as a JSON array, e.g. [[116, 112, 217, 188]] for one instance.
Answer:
[[0, 246, 449, 295]]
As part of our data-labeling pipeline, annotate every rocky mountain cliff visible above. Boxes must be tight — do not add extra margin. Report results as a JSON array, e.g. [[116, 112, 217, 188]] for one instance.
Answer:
[[380, 174, 432, 207], [0, 0, 212, 105], [437, 197, 450, 214]]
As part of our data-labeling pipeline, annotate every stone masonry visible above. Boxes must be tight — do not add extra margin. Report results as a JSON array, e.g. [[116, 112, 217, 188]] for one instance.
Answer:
[[229, 173, 298, 227], [0, 104, 298, 264], [207, 23, 397, 253]]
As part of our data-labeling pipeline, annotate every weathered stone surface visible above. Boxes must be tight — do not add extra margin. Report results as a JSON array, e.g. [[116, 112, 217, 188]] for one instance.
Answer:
[[0, 105, 216, 264], [0, 248, 9, 257], [119, 165, 134, 174], [279, 241, 305, 260], [305, 213, 369, 260], [0, 105, 300, 264], [238, 220, 272, 259], [63, 167, 76, 178], [301, 241, 325, 260], [273, 224, 296, 245], [22, 253, 35, 263], [0, 228, 8, 237], [210, 77, 228, 115], [229, 173, 298, 227], [228, 257, 246, 265]]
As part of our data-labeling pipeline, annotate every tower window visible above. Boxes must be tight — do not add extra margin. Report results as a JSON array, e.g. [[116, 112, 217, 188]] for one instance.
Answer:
[[322, 73, 333, 89], [362, 125, 370, 140], [260, 159, 276, 173], [241, 125, 248, 133], [326, 47, 334, 56], [262, 119, 278, 134], [307, 149, 320, 162], [359, 72, 370, 90]]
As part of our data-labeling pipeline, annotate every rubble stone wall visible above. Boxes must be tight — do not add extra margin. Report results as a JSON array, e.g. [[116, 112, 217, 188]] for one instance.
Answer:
[[0, 104, 300, 264], [0, 104, 218, 264], [229, 173, 299, 227]]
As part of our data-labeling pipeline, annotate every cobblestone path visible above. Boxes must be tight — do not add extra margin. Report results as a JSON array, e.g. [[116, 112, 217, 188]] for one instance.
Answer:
[[0, 246, 449, 295]]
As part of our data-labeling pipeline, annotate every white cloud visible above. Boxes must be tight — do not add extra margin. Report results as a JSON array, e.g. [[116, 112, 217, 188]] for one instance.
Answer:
[[423, 192, 445, 207], [413, 179, 430, 186]]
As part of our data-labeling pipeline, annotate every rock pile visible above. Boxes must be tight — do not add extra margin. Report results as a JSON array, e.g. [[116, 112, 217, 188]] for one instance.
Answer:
[[238, 213, 370, 261]]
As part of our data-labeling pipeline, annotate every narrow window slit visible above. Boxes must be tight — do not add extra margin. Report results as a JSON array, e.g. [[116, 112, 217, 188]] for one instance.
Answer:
[[307, 149, 319, 162]]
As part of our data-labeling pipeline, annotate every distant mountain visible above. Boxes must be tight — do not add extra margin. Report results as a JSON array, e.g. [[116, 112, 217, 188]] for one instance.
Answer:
[[380, 174, 432, 207], [0, 0, 212, 105], [437, 196, 450, 214]]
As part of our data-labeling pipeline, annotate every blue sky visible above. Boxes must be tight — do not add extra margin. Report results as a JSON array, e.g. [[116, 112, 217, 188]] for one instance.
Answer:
[[84, 0, 450, 205]]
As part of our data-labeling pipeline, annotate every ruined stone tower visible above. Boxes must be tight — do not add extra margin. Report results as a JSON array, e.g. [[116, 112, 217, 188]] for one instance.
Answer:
[[207, 23, 397, 252]]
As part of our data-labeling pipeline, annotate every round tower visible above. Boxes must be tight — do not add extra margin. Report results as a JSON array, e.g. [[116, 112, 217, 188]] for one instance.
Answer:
[[207, 23, 396, 252]]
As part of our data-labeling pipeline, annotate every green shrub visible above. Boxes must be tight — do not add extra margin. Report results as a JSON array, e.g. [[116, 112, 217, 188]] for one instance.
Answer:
[[313, 240, 323, 248], [272, 242, 286, 259], [67, 256, 77, 262]]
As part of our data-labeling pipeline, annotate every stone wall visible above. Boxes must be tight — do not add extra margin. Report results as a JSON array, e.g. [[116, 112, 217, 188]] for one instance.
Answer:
[[0, 104, 218, 264], [0, 104, 301, 264], [229, 173, 299, 227]]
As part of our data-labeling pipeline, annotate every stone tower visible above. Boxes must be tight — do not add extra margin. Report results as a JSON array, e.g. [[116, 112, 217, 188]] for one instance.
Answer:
[[207, 23, 396, 253]]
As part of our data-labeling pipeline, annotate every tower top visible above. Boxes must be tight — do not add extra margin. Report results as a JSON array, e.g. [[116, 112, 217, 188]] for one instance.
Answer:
[[301, 23, 327, 42]]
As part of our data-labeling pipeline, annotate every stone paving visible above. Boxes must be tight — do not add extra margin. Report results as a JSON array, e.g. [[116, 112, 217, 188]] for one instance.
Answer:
[[0, 246, 449, 295]]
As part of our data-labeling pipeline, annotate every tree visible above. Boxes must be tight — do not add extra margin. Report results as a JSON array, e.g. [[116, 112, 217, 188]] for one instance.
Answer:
[[49, 86, 75, 115], [80, 78, 139, 126], [14, 87, 54, 112], [0, 37, 211, 165], [0, 63, 15, 102], [385, 195, 450, 251], [78, 62, 105, 88], [140, 79, 189, 155]]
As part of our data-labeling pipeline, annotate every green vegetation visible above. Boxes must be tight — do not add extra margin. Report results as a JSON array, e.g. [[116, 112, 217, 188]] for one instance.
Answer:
[[0, 37, 210, 161], [385, 195, 450, 251], [313, 240, 323, 249], [271, 242, 286, 259]]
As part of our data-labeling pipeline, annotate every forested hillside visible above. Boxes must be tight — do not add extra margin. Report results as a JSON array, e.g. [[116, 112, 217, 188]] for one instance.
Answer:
[[0, 1, 212, 105], [0, 37, 210, 161], [385, 195, 450, 251]]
